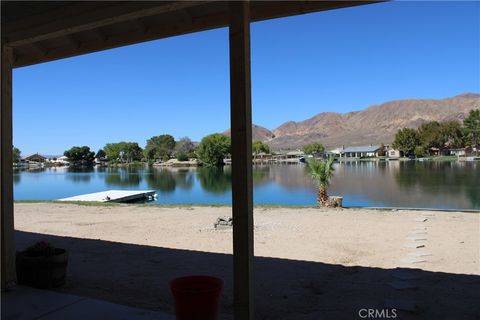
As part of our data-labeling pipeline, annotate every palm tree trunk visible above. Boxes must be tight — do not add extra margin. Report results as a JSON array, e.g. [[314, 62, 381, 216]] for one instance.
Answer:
[[317, 186, 328, 206]]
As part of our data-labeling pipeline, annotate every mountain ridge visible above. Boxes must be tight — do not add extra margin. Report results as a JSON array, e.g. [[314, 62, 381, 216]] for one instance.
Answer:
[[223, 93, 480, 150]]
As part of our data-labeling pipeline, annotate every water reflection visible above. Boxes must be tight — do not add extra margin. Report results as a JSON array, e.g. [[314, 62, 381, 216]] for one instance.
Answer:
[[197, 166, 232, 194], [395, 161, 480, 208], [13, 170, 21, 184], [252, 165, 271, 186], [173, 169, 194, 191], [146, 168, 177, 193], [64, 167, 93, 184], [12, 162, 480, 209], [104, 167, 143, 187]]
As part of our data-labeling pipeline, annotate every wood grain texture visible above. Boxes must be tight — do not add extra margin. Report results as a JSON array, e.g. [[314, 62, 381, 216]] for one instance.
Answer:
[[229, 2, 254, 319], [1, 44, 17, 289]]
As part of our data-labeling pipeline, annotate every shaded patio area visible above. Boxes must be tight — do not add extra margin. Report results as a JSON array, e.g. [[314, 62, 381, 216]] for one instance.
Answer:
[[11, 229, 480, 320], [2, 285, 173, 320]]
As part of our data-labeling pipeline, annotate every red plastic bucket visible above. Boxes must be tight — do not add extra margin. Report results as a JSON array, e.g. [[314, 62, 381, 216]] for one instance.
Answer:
[[170, 275, 223, 320]]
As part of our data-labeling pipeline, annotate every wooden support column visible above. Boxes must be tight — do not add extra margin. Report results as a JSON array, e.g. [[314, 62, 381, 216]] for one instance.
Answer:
[[229, 1, 254, 319], [1, 44, 16, 289]]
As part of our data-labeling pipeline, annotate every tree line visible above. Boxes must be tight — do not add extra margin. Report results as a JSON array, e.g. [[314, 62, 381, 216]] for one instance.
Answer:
[[61, 133, 274, 167], [392, 109, 480, 157]]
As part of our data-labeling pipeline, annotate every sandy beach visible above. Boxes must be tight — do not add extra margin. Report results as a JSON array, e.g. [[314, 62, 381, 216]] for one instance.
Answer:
[[14, 203, 480, 319]]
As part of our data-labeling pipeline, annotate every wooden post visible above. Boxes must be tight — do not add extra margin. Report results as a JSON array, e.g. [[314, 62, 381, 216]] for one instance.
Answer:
[[229, 1, 254, 319], [1, 44, 16, 289]]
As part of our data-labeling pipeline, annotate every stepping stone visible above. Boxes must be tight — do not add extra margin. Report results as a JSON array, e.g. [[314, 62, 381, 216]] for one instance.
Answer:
[[414, 217, 428, 222], [391, 269, 420, 280], [406, 236, 428, 241], [413, 226, 427, 230], [409, 231, 427, 236], [384, 298, 418, 312], [407, 251, 432, 257], [404, 243, 426, 249], [387, 280, 418, 290], [400, 257, 427, 264]]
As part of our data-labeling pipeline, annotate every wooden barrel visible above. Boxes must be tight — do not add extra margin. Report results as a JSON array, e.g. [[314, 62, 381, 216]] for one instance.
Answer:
[[16, 248, 68, 288]]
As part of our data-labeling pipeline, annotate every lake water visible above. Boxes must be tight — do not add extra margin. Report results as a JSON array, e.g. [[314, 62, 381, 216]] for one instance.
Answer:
[[13, 161, 480, 210]]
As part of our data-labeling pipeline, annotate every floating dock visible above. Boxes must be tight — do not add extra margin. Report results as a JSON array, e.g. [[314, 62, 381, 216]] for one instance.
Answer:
[[58, 190, 157, 203]]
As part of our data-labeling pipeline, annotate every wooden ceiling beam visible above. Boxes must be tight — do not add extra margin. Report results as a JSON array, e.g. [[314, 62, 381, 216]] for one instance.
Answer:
[[10, 1, 384, 68], [29, 42, 48, 57], [14, 10, 228, 68], [64, 34, 81, 50], [178, 9, 193, 26], [90, 29, 108, 43], [132, 19, 149, 35], [5, 1, 211, 47]]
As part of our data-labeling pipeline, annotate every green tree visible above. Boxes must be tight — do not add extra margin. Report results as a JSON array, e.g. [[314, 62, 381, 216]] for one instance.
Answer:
[[174, 137, 195, 161], [95, 149, 106, 159], [196, 134, 231, 166], [302, 142, 325, 155], [392, 128, 420, 156], [417, 121, 446, 149], [414, 146, 426, 158], [64, 146, 95, 165], [252, 140, 270, 159], [144, 134, 176, 161], [440, 120, 464, 148], [123, 143, 143, 162], [307, 156, 335, 206], [463, 109, 480, 151], [104, 142, 143, 163], [12, 146, 21, 163]]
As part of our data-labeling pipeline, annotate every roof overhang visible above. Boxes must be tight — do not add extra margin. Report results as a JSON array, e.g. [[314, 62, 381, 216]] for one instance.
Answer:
[[1, 1, 383, 68]]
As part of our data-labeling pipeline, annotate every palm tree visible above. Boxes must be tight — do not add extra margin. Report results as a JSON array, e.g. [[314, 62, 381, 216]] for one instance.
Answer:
[[307, 156, 335, 206]]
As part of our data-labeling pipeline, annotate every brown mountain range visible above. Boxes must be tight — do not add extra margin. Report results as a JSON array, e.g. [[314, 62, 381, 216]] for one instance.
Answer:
[[224, 93, 480, 150]]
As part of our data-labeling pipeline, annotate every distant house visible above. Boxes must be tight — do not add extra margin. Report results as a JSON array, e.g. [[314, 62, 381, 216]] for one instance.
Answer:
[[273, 150, 305, 163], [446, 147, 473, 156], [340, 145, 383, 158], [328, 147, 344, 158], [52, 156, 70, 165], [24, 153, 46, 163], [387, 149, 401, 158], [94, 156, 108, 166], [428, 147, 440, 156]]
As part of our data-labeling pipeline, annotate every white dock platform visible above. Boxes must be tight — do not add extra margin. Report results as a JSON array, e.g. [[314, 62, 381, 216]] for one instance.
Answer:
[[58, 190, 156, 203]]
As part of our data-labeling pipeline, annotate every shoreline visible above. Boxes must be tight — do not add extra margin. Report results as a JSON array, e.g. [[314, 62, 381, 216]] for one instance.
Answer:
[[13, 200, 480, 213]]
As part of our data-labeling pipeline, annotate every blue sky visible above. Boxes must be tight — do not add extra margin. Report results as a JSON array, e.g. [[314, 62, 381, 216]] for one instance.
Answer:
[[13, 1, 480, 155]]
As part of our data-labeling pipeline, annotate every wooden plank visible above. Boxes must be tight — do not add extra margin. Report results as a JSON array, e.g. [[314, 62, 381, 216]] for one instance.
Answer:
[[4, 1, 211, 47], [229, 2, 254, 319], [1, 44, 17, 289]]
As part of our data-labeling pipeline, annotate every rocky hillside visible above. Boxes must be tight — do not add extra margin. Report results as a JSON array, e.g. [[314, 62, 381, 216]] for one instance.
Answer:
[[223, 124, 276, 142], [224, 93, 479, 150]]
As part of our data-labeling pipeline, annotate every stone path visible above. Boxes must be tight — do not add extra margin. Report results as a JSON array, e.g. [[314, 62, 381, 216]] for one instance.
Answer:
[[383, 213, 436, 315]]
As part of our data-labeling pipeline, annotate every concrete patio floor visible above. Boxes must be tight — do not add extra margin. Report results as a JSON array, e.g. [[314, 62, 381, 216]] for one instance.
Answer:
[[2, 286, 174, 320]]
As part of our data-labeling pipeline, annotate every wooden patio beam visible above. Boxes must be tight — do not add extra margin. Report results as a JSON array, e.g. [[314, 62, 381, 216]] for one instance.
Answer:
[[229, 1, 254, 319], [1, 44, 17, 289], [5, 1, 211, 47]]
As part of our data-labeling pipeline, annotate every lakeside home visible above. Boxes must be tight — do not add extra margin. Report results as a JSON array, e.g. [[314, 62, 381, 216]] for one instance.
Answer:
[[24, 153, 47, 163], [340, 145, 383, 158], [386, 148, 402, 158], [273, 150, 305, 163]]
